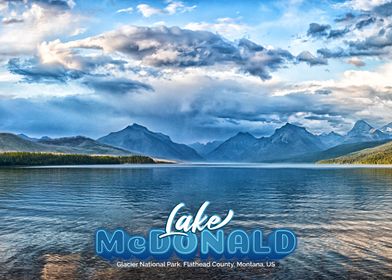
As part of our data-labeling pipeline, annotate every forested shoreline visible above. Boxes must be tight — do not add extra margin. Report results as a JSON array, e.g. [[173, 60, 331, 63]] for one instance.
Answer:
[[0, 152, 155, 166]]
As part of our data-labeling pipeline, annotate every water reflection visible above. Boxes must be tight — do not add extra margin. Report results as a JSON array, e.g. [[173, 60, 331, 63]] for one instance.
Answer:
[[0, 165, 391, 279]]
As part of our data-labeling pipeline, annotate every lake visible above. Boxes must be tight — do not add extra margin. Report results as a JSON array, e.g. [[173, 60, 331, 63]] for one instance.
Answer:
[[0, 164, 391, 279]]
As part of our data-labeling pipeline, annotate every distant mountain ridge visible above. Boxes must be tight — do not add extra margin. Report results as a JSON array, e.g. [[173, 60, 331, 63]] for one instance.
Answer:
[[1, 119, 392, 163], [207, 132, 259, 161], [204, 120, 392, 162], [18, 134, 52, 142], [207, 123, 328, 162], [0, 133, 52, 152], [190, 140, 223, 156], [38, 136, 133, 156], [0, 133, 133, 155], [319, 132, 344, 148], [380, 122, 392, 135], [344, 120, 388, 143], [0, 133, 132, 155], [97, 124, 202, 161]]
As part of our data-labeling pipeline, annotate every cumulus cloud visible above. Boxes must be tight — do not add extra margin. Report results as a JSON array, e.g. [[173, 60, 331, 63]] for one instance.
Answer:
[[307, 23, 331, 38], [307, 23, 349, 39], [296, 51, 327, 66], [137, 4, 162, 17], [38, 40, 127, 71], [33, 25, 295, 80], [136, 1, 196, 18], [308, 1, 392, 62], [165, 1, 196, 15], [342, 0, 390, 11], [279, 62, 392, 129], [0, 1, 83, 56], [349, 27, 392, 50], [0, 0, 76, 10], [8, 57, 84, 83]]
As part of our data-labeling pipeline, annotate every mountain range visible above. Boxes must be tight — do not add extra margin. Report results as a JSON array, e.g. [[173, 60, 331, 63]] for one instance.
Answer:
[[190, 140, 223, 156], [1, 119, 392, 163], [205, 123, 330, 162], [98, 124, 202, 161], [0, 133, 132, 155], [204, 120, 392, 162], [344, 120, 389, 143]]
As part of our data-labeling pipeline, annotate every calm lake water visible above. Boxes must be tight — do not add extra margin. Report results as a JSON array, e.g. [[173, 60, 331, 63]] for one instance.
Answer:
[[0, 164, 391, 279]]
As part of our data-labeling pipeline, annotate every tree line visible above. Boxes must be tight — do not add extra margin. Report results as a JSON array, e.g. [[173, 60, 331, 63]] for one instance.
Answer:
[[0, 152, 155, 166]]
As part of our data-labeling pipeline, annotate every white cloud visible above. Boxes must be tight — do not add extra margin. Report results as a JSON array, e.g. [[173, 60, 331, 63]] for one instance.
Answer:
[[340, 0, 389, 10], [137, 4, 162, 17], [136, 1, 196, 18], [165, 1, 196, 15], [38, 39, 79, 69], [116, 7, 134, 14], [0, 2, 84, 56], [35, 25, 294, 80], [337, 63, 392, 89], [273, 62, 392, 130]]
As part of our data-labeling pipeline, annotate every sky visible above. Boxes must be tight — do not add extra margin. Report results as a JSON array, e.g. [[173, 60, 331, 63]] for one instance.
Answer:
[[0, 0, 392, 143]]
